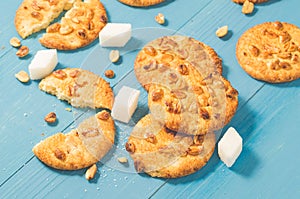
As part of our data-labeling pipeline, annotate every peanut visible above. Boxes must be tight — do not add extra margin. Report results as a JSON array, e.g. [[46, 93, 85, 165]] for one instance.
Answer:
[[10, 37, 21, 48], [16, 46, 29, 58], [242, 0, 254, 14], [109, 50, 120, 63], [85, 164, 97, 180], [44, 112, 57, 123], [117, 157, 128, 164], [15, 70, 30, 83], [105, 69, 115, 79], [216, 25, 228, 38], [155, 13, 165, 25]]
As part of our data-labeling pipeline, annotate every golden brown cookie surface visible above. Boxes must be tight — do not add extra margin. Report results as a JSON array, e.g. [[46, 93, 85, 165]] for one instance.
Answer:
[[135, 35, 237, 135], [14, 0, 68, 38], [125, 114, 215, 178], [39, 68, 114, 110], [39, 0, 107, 50], [33, 111, 115, 170], [118, 0, 165, 7], [236, 21, 300, 83]]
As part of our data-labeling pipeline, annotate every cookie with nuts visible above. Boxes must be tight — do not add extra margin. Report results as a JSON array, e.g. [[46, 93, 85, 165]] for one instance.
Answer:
[[236, 21, 300, 83], [232, 0, 268, 4], [39, 68, 114, 110], [33, 111, 115, 170], [135, 35, 238, 135], [125, 114, 215, 178], [14, 0, 71, 39], [118, 0, 165, 7], [39, 0, 108, 50]]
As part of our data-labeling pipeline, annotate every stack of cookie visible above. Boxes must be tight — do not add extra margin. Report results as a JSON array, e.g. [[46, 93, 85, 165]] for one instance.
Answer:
[[126, 35, 239, 178]]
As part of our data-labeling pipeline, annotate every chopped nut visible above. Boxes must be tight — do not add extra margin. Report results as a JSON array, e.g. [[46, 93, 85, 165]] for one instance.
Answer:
[[143, 61, 158, 71], [151, 88, 164, 101], [200, 108, 210, 120], [242, 0, 254, 14], [53, 70, 67, 80], [155, 13, 165, 25], [10, 37, 21, 48], [69, 69, 80, 78], [15, 70, 30, 83], [144, 46, 157, 56], [279, 31, 291, 44], [59, 25, 73, 35], [105, 69, 115, 78], [193, 135, 204, 145], [262, 29, 278, 39], [16, 46, 29, 57], [187, 145, 203, 156], [125, 142, 135, 153], [44, 112, 57, 123], [54, 148, 66, 161], [109, 50, 120, 63], [117, 157, 128, 164], [31, 11, 43, 21], [248, 45, 260, 57], [171, 90, 187, 99], [216, 25, 228, 38], [32, 0, 42, 11], [273, 21, 283, 30], [77, 29, 88, 39], [165, 98, 181, 114], [85, 164, 97, 180], [161, 54, 174, 62], [97, 111, 110, 120], [46, 23, 61, 33], [65, 108, 72, 112], [168, 72, 178, 83], [145, 133, 157, 144], [178, 63, 189, 75], [277, 52, 292, 59], [279, 61, 292, 70]]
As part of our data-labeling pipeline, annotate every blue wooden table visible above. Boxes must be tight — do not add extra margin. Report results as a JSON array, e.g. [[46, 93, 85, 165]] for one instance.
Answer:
[[0, 0, 299, 198]]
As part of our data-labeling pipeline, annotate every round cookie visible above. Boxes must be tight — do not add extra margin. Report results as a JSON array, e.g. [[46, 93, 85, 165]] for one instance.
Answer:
[[236, 21, 300, 83], [232, 0, 269, 4], [33, 111, 115, 170], [118, 0, 165, 7], [125, 114, 215, 178], [135, 35, 237, 135], [39, 0, 107, 50]]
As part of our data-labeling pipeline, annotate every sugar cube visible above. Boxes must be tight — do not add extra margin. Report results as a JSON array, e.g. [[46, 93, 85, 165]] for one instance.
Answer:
[[218, 127, 243, 167], [111, 86, 140, 123], [99, 23, 131, 47], [28, 49, 58, 80]]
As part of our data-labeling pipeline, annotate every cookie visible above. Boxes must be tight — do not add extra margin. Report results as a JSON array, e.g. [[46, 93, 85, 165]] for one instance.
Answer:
[[118, 0, 164, 7], [135, 35, 237, 135], [148, 76, 238, 135], [125, 114, 215, 178], [236, 21, 300, 83], [14, 0, 68, 38], [232, 0, 268, 4], [39, 0, 107, 50], [39, 68, 114, 110], [33, 111, 115, 170]]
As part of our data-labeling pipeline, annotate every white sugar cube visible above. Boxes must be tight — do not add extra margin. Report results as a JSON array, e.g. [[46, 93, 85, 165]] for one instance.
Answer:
[[99, 23, 131, 47], [111, 86, 140, 123], [28, 49, 58, 80], [218, 127, 243, 167]]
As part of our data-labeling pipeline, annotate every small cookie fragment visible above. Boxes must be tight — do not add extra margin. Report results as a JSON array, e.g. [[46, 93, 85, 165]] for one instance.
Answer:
[[105, 69, 115, 79], [109, 50, 120, 63], [44, 112, 57, 123], [155, 13, 165, 25], [216, 25, 228, 38], [16, 46, 29, 58], [242, 0, 254, 14], [10, 37, 21, 48], [218, 127, 242, 167], [232, 0, 268, 4], [85, 164, 97, 180], [15, 70, 30, 83]]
